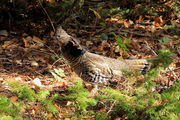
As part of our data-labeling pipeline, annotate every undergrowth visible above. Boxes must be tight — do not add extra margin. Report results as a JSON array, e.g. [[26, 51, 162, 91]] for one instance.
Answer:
[[1, 49, 179, 120], [1, 80, 59, 119], [94, 49, 179, 120], [58, 80, 97, 119], [0, 97, 23, 120], [64, 49, 179, 120]]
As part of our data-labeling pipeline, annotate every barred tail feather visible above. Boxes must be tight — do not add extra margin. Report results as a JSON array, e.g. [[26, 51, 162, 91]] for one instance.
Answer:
[[125, 59, 151, 74]]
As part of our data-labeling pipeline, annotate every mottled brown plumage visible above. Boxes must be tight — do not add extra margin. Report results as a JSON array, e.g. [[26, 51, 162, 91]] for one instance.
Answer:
[[54, 26, 150, 86]]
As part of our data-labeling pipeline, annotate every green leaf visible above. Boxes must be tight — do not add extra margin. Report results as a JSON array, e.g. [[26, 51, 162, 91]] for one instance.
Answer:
[[99, 22, 106, 28], [51, 56, 56, 61], [50, 68, 65, 81], [54, 68, 65, 77], [112, 32, 128, 51], [0, 116, 13, 120], [100, 33, 108, 40], [159, 37, 169, 44], [95, 112, 107, 120], [37, 90, 50, 101]]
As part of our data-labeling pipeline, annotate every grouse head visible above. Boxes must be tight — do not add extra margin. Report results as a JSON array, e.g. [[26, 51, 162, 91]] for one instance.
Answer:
[[54, 26, 86, 61], [54, 26, 72, 45]]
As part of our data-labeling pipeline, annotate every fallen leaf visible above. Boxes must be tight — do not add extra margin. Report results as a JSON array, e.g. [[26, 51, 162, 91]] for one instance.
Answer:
[[117, 20, 124, 24], [54, 104, 61, 111], [123, 21, 129, 28], [115, 46, 120, 53], [154, 16, 163, 27], [0, 30, 8, 36], [128, 20, 134, 25], [105, 18, 118, 22], [114, 118, 121, 120], [10, 96, 18, 101], [89, 8, 101, 19], [15, 60, 22, 65], [64, 118, 71, 120], [47, 113, 53, 118], [23, 38, 32, 47], [86, 40, 93, 46], [2, 41, 14, 48], [32, 36, 45, 46], [32, 109, 35, 115], [136, 16, 143, 23], [66, 101, 73, 106], [46, 0, 55, 2], [30, 61, 39, 67]]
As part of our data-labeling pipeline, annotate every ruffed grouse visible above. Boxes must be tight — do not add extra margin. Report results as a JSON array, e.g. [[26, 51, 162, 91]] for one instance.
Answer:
[[54, 26, 150, 88]]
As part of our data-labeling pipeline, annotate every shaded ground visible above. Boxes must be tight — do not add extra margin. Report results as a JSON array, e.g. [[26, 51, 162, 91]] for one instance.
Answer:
[[0, 20, 179, 90], [0, 16, 179, 119]]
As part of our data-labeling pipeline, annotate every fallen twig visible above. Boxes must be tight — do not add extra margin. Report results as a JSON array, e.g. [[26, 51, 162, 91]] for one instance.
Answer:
[[38, 0, 55, 32], [145, 41, 179, 84], [145, 41, 158, 56], [107, 101, 116, 114], [121, 30, 152, 37]]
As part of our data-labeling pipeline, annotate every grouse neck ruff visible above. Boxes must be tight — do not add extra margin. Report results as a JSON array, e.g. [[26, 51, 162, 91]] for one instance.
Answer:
[[61, 41, 86, 62]]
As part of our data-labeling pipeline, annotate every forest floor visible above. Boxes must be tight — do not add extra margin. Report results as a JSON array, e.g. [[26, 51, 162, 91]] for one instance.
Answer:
[[0, 12, 179, 119]]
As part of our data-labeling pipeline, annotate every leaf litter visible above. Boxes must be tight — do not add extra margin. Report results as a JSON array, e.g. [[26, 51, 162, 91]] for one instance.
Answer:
[[0, 10, 179, 120]]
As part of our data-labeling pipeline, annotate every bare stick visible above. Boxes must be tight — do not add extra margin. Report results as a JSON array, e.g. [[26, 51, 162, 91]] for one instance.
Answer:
[[145, 41, 178, 82], [121, 30, 152, 37], [107, 101, 116, 114], [38, 0, 55, 32], [145, 41, 158, 56]]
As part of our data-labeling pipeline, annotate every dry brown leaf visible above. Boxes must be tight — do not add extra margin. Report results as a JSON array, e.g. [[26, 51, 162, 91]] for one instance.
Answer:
[[66, 101, 73, 106], [105, 18, 118, 22], [23, 36, 45, 48], [46, 0, 55, 2], [60, 81, 67, 88], [32, 109, 35, 115], [23, 38, 32, 48], [169, 63, 176, 68], [119, 49, 124, 56], [54, 104, 61, 111], [106, 18, 130, 28], [47, 113, 53, 118], [98, 40, 110, 52], [134, 24, 145, 29], [32, 36, 45, 44], [127, 33, 133, 39], [123, 21, 129, 28], [154, 16, 163, 27], [0, 30, 8, 37], [136, 16, 143, 23], [114, 118, 121, 120], [64, 118, 71, 120], [2, 41, 14, 48], [89, 8, 101, 19], [117, 20, 124, 24], [6, 78, 19, 83], [10, 96, 18, 101], [128, 20, 134, 25], [175, 68, 180, 74]]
